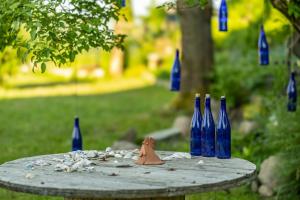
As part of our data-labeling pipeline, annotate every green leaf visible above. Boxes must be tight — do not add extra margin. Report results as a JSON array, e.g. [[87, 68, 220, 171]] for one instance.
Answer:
[[41, 63, 46, 73]]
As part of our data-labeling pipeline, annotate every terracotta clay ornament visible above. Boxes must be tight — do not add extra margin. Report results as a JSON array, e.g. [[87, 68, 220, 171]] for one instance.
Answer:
[[136, 137, 165, 165]]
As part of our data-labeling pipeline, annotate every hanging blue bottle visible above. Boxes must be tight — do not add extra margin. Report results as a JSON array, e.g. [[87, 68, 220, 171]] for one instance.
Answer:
[[287, 71, 297, 112], [201, 94, 215, 157], [258, 25, 269, 65], [121, 0, 125, 7], [72, 116, 83, 151], [216, 96, 231, 159], [170, 49, 181, 91], [219, 0, 228, 32], [190, 93, 202, 156]]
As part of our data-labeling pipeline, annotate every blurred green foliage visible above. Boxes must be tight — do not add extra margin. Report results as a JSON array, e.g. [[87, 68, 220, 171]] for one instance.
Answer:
[[0, 0, 125, 70]]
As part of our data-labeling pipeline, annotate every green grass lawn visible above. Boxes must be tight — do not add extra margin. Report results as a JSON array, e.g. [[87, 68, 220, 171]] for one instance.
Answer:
[[0, 81, 259, 200]]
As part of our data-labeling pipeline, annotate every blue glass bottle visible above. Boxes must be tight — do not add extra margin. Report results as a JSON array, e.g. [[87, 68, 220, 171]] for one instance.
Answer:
[[121, 0, 125, 7], [190, 93, 202, 156], [170, 49, 181, 91], [216, 96, 231, 159], [72, 116, 83, 151], [201, 94, 215, 157], [219, 0, 228, 32], [287, 72, 297, 112], [258, 25, 269, 65]]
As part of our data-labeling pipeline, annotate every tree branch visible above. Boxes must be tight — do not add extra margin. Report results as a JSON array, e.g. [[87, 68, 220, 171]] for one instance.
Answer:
[[270, 0, 300, 33]]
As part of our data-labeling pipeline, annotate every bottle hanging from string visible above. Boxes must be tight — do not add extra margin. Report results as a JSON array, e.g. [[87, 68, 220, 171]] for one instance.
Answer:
[[287, 71, 297, 112], [219, 0, 228, 32], [190, 93, 202, 156], [216, 96, 231, 159], [72, 116, 83, 151], [201, 94, 215, 157], [258, 25, 269, 65], [121, 0, 126, 7], [170, 49, 181, 91]]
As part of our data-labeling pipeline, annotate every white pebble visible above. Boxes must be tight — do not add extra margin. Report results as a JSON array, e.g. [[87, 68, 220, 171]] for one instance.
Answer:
[[124, 152, 133, 159], [132, 156, 139, 161], [132, 149, 139, 154], [162, 152, 191, 161], [86, 166, 95, 172], [25, 173, 35, 179], [106, 147, 112, 152], [55, 164, 70, 172], [162, 156, 173, 161], [52, 158, 64, 163], [114, 154, 122, 158], [86, 151, 98, 158], [197, 160, 204, 165]]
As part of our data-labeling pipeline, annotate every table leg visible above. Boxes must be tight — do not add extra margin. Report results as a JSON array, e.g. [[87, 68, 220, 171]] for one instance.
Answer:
[[65, 196, 185, 200]]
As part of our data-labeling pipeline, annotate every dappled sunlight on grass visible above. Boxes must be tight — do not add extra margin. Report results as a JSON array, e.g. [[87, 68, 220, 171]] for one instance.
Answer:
[[0, 76, 156, 99]]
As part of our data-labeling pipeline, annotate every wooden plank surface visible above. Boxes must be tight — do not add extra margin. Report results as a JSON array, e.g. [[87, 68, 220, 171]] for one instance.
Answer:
[[0, 151, 256, 199]]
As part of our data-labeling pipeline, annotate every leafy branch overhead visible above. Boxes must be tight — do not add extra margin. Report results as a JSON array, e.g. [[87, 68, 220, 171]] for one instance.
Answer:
[[0, 0, 125, 72]]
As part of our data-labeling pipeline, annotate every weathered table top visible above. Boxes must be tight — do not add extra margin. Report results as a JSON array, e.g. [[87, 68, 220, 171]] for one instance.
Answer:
[[0, 151, 256, 199]]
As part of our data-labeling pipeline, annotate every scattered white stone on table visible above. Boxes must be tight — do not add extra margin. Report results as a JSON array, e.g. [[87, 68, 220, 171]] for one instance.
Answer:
[[114, 154, 122, 158], [55, 164, 70, 172], [108, 151, 115, 156], [133, 149, 139, 154], [25, 173, 35, 179], [26, 148, 147, 173], [197, 160, 204, 165], [85, 166, 95, 172], [35, 160, 51, 166], [52, 158, 64, 163], [25, 163, 34, 170], [162, 152, 191, 161], [26, 159, 51, 169], [132, 156, 139, 161], [86, 151, 98, 158], [124, 152, 133, 159]]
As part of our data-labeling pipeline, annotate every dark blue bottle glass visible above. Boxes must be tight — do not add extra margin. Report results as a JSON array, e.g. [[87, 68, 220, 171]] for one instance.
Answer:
[[190, 93, 202, 156], [287, 72, 297, 112], [216, 96, 231, 159], [258, 25, 269, 65], [170, 49, 181, 91], [219, 0, 228, 32], [201, 94, 215, 157], [72, 116, 83, 151], [121, 0, 125, 7]]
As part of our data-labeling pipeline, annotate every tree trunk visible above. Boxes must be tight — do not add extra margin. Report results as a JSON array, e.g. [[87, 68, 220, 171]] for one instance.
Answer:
[[173, 1, 213, 110], [270, 0, 300, 33]]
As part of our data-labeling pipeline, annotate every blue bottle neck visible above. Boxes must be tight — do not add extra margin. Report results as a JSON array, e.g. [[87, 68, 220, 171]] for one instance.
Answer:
[[74, 118, 80, 127], [291, 72, 296, 81], [221, 0, 227, 7], [205, 97, 211, 109], [220, 98, 227, 112], [195, 97, 201, 109], [175, 49, 179, 58]]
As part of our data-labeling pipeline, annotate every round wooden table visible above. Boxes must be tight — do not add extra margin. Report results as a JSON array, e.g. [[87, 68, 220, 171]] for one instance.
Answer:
[[0, 151, 256, 200]]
